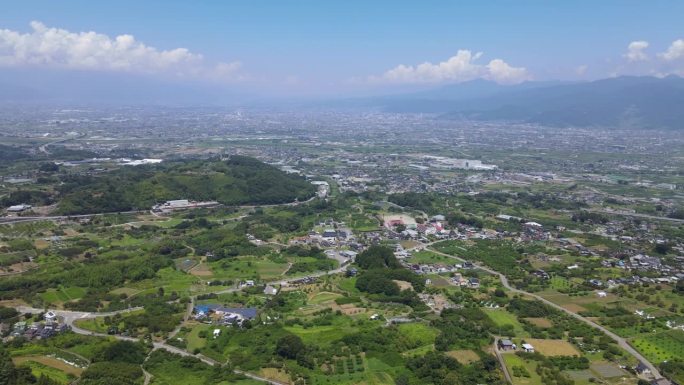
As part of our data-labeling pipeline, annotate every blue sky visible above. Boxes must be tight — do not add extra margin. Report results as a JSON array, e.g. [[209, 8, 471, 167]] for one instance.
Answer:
[[1, 0, 683, 95]]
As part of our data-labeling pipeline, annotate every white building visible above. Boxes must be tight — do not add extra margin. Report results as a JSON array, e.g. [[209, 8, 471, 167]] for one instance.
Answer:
[[7, 204, 32, 212]]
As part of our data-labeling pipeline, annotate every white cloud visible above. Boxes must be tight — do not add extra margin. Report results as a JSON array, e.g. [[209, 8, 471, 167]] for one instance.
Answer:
[[658, 39, 684, 61], [0, 21, 243, 81], [372, 50, 530, 84], [625, 40, 649, 62]]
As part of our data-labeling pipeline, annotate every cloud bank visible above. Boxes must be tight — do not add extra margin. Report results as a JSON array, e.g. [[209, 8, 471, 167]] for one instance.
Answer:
[[659, 39, 684, 61], [625, 40, 649, 62], [0, 21, 243, 81], [371, 50, 530, 85]]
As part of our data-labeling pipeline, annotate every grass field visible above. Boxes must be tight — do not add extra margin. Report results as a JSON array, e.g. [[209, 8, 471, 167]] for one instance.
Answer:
[[285, 317, 360, 345], [74, 310, 144, 333], [485, 309, 528, 337], [40, 286, 87, 305], [209, 256, 289, 281], [130, 267, 199, 296], [397, 323, 438, 347], [525, 338, 581, 357], [503, 353, 543, 385], [309, 291, 342, 304], [337, 277, 361, 294], [524, 318, 553, 328], [185, 324, 211, 352], [407, 250, 451, 264], [446, 350, 480, 365], [549, 276, 572, 290], [632, 330, 684, 363]]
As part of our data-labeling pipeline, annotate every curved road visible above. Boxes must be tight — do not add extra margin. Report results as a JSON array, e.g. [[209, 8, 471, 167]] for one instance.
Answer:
[[14, 263, 348, 385], [425, 246, 662, 379]]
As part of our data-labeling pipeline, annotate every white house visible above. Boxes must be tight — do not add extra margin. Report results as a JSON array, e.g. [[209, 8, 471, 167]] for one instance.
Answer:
[[44, 311, 57, 322], [213, 329, 221, 338], [522, 343, 535, 353]]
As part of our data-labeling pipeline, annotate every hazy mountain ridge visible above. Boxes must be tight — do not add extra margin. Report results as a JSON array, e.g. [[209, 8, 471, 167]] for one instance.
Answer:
[[381, 76, 684, 130]]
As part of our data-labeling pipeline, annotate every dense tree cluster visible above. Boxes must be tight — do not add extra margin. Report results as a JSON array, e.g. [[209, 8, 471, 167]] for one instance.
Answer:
[[50, 156, 315, 214]]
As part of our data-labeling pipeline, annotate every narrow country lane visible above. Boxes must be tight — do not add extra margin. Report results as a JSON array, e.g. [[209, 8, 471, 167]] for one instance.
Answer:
[[425, 246, 663, 379]]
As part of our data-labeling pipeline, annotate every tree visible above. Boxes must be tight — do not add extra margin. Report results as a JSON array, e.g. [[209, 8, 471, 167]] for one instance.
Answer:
[[276, 335, 305, 359]]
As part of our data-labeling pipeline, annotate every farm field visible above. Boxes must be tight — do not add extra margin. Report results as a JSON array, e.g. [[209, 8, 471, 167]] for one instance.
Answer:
[[631, 329, 684, 363], [13, 355, 84, 384], [525, 338, 581, 357]]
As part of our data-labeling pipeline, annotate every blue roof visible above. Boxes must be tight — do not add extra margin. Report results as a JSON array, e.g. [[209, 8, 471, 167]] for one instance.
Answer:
[[194, 304, 221, 314]]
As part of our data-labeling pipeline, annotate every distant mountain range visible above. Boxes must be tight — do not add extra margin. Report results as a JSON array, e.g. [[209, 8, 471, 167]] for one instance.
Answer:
[[359, 76, 684, 130], [2, 70, 683, 129]]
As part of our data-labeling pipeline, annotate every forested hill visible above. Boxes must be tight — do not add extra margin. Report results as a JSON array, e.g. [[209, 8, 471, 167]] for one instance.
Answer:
[[55, 156, 315, 215]]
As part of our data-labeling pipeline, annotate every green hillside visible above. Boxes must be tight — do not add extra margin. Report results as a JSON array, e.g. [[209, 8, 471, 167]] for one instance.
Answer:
[[55, 156, 315, 214]]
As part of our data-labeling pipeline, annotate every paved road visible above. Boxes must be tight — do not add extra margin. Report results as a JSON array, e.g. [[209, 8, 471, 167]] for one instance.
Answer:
[[425, 246, 663, 379]]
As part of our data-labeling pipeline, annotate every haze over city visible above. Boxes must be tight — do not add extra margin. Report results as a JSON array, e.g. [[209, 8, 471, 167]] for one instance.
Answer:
[[1, 3, 684, 385]]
